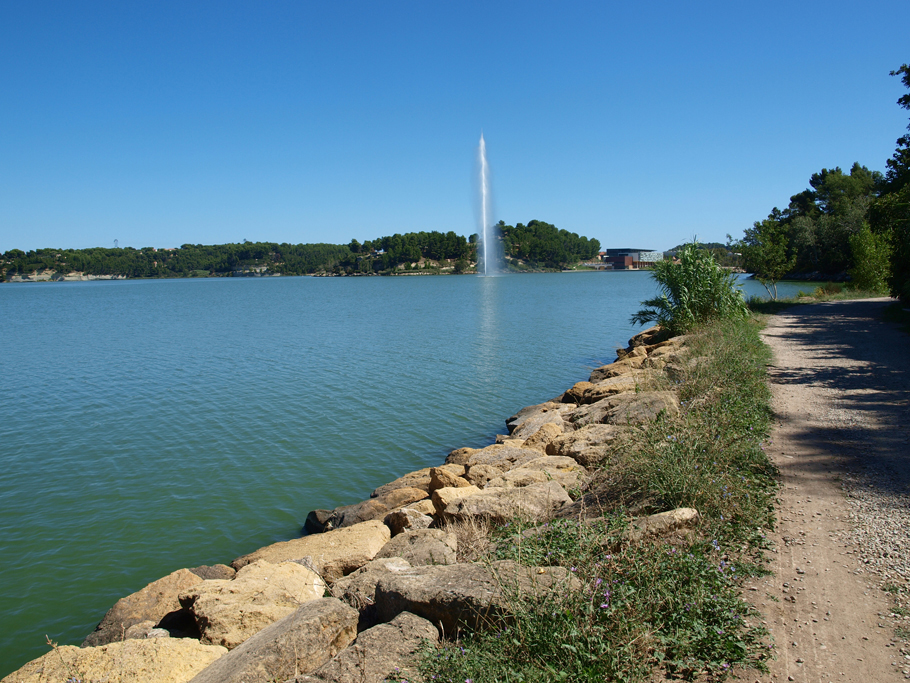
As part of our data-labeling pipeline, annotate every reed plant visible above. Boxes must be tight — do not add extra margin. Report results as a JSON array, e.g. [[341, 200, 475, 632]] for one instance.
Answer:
[[630, 242, 748, 335]]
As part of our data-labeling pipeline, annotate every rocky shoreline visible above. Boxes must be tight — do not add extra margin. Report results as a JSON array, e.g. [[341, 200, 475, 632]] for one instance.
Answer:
[[3, 326, 699, 683]]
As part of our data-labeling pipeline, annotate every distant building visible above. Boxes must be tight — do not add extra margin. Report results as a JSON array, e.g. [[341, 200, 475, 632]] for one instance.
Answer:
[[601, 249, 663, 270]]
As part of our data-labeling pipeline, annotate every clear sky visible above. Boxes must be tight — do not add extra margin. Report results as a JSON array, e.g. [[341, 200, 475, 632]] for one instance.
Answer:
[[1, 1, 907, 253]]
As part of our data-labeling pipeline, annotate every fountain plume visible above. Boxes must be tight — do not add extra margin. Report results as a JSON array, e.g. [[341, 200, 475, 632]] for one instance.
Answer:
[[476, 133, 500, 275]]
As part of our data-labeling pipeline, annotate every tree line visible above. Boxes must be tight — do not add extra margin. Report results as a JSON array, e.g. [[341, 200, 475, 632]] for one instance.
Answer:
[[735, 63, 910, 301], [1, 221, 600, 280]]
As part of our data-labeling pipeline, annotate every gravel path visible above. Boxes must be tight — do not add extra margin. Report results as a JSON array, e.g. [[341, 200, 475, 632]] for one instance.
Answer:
[[753, 298, 910, 683]]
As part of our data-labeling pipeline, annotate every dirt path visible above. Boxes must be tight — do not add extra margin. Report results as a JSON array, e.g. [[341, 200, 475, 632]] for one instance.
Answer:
[[750, 298, 910, 683]]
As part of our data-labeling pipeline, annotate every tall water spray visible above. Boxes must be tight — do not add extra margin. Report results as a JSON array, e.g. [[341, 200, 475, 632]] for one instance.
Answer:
[[478, 133, 493, 275]]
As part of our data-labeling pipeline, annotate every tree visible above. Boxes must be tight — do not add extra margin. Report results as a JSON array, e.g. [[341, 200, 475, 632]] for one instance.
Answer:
[[885, 64, 910, 192], [848, 222, 891, 293], [631, 241, 748, 335], [738, 217, 796, 300]]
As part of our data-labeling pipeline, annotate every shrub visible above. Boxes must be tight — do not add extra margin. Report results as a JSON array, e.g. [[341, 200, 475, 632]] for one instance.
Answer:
[[631, 242, 748, 335], [848, 223, 891, 293]]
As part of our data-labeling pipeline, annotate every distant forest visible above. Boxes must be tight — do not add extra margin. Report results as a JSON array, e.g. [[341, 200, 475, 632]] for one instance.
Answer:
[[1, 219, 601, 280]]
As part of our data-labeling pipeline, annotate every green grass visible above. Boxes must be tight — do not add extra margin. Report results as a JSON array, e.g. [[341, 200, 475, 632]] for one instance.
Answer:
[[407, 316, 778, 682]]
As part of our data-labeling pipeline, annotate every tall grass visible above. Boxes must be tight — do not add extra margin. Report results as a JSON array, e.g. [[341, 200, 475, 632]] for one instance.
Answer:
[[409, 317, 778, 682]]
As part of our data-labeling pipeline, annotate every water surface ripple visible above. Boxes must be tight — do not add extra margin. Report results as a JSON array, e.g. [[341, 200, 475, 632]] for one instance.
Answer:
[[0, 272, 799, 675]]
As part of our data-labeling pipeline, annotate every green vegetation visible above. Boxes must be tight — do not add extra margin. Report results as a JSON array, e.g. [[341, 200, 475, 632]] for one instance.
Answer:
[[413, 316, 777, 682], [630, 241, 748, 334], [1, 221, 603, 280], [732, 62, 910, 303], [499, 219, 601, 270]]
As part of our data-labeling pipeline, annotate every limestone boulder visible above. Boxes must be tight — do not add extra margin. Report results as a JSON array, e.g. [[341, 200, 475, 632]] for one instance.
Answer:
[[330, 557, 412, 611], [444, 447, 476, 465], [484, 455, 587, 490], [483, 468, 550, 489], [5, 639, 226, 683], [546, 423, 626, 467], [625, 507, 700, 542], [505, 402, 573, 439], [428, 467, 471, 493], [322, 488, 428, 530], [370, 469, 432, 499], [179, 559, 326, 650], [520, 422, 564, 452], [384, 507, 434, 536], [562, 381, 595, 404], [373, 560, 579, 635], [431, 485, 482, 515], [187, 599, 358, 683], [569, 391, 679, 428], [457, 444, 544, 472], [375, 529, 457, 566], [628, 325, 665, 347], [464, 463, 501, 487], [83, 568, 204, 647], [190, 564, 237, 581], [440, 481, 571, 525], [589, 357, 645, 381], [231, 520, 391, 581], [304, 509, 335, 534], [403, 498, 436, 516], [582, 375, 639, 403], [294, 611, 438, 683]]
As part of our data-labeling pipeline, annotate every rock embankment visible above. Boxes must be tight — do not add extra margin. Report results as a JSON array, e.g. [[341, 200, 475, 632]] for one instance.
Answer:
[[2, 325, 699, 683]]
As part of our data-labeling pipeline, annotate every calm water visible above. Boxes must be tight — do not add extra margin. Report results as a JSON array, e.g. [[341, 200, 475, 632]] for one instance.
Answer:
[[0, 271, 796, 675]]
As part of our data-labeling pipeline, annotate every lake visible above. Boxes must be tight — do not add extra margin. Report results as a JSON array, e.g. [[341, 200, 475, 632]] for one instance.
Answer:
[[0, 271, 801, 675]]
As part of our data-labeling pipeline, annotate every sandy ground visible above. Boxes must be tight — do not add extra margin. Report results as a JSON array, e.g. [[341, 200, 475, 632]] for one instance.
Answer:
[[747, 298, 910, 683]]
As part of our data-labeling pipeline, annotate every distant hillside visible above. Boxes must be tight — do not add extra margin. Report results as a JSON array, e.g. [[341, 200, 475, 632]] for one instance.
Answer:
[[1, 221, 600, 280]]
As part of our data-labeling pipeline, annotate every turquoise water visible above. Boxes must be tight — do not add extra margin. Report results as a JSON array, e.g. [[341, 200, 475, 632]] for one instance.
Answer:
[[0, 271, 791, 675]]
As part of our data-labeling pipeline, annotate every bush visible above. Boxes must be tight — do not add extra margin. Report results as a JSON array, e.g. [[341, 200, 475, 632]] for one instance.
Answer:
[[848, 223, 891, 293], [631, 242, 748, 335]]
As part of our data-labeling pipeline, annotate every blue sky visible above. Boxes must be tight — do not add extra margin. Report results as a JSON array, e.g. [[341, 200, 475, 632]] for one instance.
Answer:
[[1, 1, 907, 252]]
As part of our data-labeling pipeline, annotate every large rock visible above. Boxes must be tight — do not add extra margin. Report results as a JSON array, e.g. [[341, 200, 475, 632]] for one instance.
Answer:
[[5, 639, 226, 683], [488, 455, 587, 488], [546, 423, 627, 467], [190, 564, 237, 581], [581, 375, 639, 403], [505, 402, 573, 439], [455, 444, 544, 472], [520, 422, 564, 451], [188, 599, 358, 683], [370, 469, 432, 499], [569, 391, 679, 427], [373, 560, 579, 635], [464, 463, 501, 487], [296, 611, 438, 683], [231, 520, 391, 581], [179, 560, 326, 650], [384, 507, 434, 536], [330, 557, 412, 610], [83, 568, 204, 647], [321, 487, 428, 530], [431, 484, 482, 515], [428, 467, 472, 493], [375, 529, 457, 566], [589, 357, 646, 381], [625, 507, 700, 542], [440, 481, 571, 525]]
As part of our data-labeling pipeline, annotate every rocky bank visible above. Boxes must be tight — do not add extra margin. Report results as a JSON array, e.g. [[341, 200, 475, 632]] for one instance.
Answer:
[[3, 326, 698, 683]]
